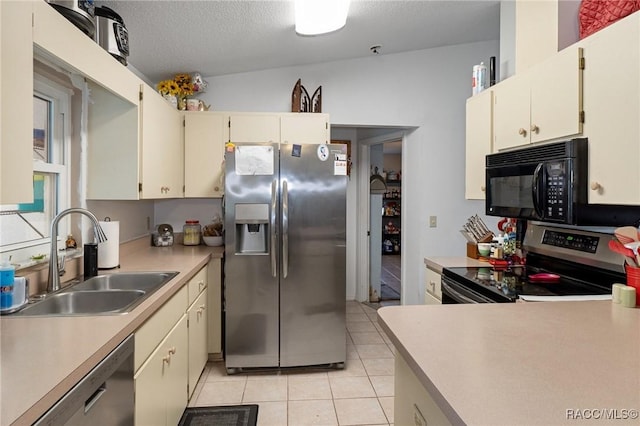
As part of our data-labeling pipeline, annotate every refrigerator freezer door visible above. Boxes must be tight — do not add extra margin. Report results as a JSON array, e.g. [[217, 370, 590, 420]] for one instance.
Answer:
[[279, 143, 347, 367], [225, 143, 280, 368]]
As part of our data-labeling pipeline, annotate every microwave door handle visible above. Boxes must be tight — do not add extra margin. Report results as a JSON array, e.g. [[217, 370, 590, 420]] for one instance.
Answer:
[[532, 163, 544, 218]]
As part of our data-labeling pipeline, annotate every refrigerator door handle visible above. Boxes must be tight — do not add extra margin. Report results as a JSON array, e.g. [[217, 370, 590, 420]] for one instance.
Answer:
[[282, 179, 289, 279], [271, 178, 277, 278]]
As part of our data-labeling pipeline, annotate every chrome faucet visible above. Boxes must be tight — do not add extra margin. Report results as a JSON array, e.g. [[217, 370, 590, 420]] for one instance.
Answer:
[[48, 208, 108, 293]]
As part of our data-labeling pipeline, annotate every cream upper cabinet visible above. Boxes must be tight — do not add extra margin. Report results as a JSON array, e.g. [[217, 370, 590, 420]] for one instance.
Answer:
[[184, 112, 227, 198], [229, 113, 280, 143], [465, 90, 492, 200], [281, 113, 329, 144], [493, 46, 583, 151], [139, 84, 184, 199], [579, 13, 640, 204], [1, 0, 33, 204]]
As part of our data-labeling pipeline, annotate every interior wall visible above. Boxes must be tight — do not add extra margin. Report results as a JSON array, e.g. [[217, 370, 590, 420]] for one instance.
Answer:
[[194, 40, 498, 304]]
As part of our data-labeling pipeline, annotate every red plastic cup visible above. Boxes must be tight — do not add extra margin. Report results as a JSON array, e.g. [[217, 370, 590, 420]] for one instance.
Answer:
[[624, 265, 640, 306]]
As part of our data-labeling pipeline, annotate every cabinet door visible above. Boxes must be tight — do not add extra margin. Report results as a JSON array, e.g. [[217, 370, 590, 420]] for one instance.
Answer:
[[425, 268, 442, 301], [581, 14, 640, 204], [184, 112, 226, 198], [140, 84, 184, 199], [1, 1, 33, 204], [530, 46, 583, 144], [134, 339, 169, 426], [229, 113, 280, 143], [165, 315, 188, 426], [492, 75, 531, 151], [188, 289, 208, 400], [465, 91, 492, 200], [280, 113, 329, 144], [207, 257, 223, 356]]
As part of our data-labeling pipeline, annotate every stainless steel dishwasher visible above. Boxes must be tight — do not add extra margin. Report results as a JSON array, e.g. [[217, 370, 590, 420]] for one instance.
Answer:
[[35, 335, 134, 426]]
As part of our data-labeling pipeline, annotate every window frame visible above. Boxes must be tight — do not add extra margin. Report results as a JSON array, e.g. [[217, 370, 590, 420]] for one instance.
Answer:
[[0, 74, 72, 264]]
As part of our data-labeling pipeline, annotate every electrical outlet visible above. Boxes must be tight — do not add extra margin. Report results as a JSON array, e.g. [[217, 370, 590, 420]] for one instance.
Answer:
[[429, 216, 437, 228]]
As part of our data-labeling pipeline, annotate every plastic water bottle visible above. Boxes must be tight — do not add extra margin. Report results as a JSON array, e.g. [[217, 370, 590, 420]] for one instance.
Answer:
[[0, 259, 15, 309]]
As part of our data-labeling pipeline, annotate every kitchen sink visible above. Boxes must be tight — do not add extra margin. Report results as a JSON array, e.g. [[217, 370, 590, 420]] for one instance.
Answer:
[[13, 271, 178, 317], [71, 272, 178, 293], [15, 290, 145, 316]]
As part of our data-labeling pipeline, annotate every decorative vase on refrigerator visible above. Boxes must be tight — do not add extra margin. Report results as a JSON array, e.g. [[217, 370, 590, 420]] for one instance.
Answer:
[[224, 142, 348, 372]]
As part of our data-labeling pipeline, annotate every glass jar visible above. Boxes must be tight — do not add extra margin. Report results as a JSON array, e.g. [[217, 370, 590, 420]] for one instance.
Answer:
[[183, 220, 202, 246]]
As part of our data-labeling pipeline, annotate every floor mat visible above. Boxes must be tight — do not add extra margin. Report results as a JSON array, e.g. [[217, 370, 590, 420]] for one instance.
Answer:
[[178, 405, 259, 426]]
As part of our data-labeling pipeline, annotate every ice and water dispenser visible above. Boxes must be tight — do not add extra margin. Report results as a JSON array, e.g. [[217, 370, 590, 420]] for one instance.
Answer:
[[235, 204, 269, 254]]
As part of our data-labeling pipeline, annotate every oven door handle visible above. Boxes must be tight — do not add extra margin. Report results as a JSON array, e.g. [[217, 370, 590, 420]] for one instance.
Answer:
[[441, 280, 481, 304], [532, 162, 544, 218]]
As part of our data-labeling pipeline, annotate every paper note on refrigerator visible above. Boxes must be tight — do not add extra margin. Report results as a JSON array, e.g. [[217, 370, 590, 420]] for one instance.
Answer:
[[235, 146, 274, 175], [334, 160, 347, 175]]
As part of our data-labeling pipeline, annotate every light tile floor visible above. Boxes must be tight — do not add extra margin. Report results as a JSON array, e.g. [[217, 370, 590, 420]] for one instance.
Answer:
[[189, 301, 396, 425]]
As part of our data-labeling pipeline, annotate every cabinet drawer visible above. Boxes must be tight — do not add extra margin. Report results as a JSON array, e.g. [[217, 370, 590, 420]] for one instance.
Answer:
[[135, 285, 188, 372], [425, 268, 442, 301], [188, 266, 207, 306]]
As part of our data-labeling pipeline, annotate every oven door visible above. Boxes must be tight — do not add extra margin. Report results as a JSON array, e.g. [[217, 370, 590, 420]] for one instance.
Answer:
[[441, 275, 497, 304]]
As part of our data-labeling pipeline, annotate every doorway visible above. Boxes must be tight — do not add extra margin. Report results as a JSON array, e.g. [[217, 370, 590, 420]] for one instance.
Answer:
[[369, 140, 402, 303]]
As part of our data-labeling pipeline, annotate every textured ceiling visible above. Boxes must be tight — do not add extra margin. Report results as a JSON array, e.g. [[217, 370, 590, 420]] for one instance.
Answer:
[[98, 0, 501, 83]]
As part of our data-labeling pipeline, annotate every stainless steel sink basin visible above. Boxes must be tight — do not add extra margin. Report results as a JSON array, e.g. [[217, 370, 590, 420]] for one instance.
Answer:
[[13, 271, 178, 316], [71, 272, 178, 293], [16, 290, 145, 316]]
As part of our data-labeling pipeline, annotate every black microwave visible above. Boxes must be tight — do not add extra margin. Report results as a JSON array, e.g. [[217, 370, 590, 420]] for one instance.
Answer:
[[485, 138, 640, 226]]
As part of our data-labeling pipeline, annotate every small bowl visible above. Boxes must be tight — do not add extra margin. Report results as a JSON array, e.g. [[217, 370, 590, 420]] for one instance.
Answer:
[[203, 236, 223, 247], [477, 243, 491, 257]]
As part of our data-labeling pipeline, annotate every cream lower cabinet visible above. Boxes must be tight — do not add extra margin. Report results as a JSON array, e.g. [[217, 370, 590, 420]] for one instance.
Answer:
[[395, 352, 451, 426], [207, 257, 223, 358], [184, 112, 227, 198], [465, 90, 492, 200], [1, 0, 33, 204], [424, 267, 442, 305], [186, 266, 208, 400], [493, 45, 583, 152], [579, 13, 640, 205], [134, 286, 188, 426]]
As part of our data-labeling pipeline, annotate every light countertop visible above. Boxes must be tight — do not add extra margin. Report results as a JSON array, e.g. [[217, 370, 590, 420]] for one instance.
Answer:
[[0, 238, 223, 426], [378, 301, 640, 425], [424, 256, 488, 273]]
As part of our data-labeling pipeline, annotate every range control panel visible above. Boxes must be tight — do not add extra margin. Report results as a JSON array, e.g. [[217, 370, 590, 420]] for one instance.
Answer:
[[542, 230, 599, 253]]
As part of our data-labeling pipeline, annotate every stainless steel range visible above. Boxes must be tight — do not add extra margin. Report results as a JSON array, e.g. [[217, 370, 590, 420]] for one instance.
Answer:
[[442, 223, 626, 303]]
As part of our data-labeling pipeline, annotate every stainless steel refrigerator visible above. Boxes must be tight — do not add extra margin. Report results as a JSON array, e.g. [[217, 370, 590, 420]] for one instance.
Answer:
[[224, 142, 348, 372]]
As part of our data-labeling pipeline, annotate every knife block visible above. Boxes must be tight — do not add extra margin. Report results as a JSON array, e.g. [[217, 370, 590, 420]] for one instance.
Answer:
[[466, 242, 479, 259]]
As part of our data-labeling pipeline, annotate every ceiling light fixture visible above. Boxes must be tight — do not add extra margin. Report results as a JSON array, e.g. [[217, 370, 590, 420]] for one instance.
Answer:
[[295, 0, 351, 36]]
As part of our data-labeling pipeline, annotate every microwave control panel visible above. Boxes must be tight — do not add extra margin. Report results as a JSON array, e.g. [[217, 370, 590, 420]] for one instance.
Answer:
[[544, 161, 569, 220]]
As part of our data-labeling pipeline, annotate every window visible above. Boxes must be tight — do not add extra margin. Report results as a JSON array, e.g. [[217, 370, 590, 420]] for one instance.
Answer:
[[0, 75, 71, 263]]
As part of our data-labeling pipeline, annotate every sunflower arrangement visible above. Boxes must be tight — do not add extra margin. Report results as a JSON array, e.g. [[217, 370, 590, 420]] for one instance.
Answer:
[[157, 73, 195, 98]]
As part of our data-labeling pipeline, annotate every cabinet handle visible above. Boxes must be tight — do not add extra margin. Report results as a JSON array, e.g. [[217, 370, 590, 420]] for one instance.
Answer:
[[165, 186, 170, 193], [480, 185, 486, 192], [214, 186, 219, 192], [162, 355, 171, 364], [169, 347, 176, 355], [197, 305, 206, 315], [198, 280, 205, 288], [429, 280, 436, 291], [530, 124, 539, 134], [590, 181, 602, 191], [518, 128, 527, 137]]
